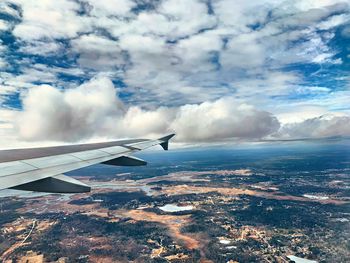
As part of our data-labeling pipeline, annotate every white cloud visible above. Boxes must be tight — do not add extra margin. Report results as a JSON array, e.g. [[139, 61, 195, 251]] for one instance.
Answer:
[[0, 109, 19, 148], [0, 2, 20, 18], [0, 20, 10, 31], [275, 2, 348, 28], [213, 0, 274, 32], [221, 33, 265, 69], [14, 77, 281, 143], [294, 0, 349, 12], [92, 0, 216, 41], [31, 63, 85, 77], [12, 0, 91, 40], [0, 76, 346, 146], [85, 0, 135, 17], [226, 71, 300, 99], [5, 68, 57, 87], [117, 31, 226, 103], [275, 114, 350, 139], [0, 0, 349, 146], [16, 77, 123, 141], [118, 34, 176, 90], [171, 98, 280, 142], [317, 13, 350, 30], [71, 34, 123, 70], [175, 31, 222, 71], [5, 0, 347, 106], [0, 83, 16, 93], [119, 34, 166, 54], [157, 0, 216, 39], [274, 105, 330, 124], [18, 41, 63, 55]]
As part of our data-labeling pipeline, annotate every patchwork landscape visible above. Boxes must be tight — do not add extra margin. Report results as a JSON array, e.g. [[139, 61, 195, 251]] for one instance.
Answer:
[[1, 142, 349, 262]]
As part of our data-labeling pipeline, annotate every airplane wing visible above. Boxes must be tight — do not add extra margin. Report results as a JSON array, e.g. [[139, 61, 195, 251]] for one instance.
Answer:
[[0, 134, 175, 194]]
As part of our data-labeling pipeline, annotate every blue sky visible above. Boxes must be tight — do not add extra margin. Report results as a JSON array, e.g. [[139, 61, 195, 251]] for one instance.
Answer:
[[0, 0, 349, 147]]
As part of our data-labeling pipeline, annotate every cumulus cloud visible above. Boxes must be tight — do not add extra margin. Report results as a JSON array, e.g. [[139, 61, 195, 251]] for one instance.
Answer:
[[18, 41, 63, 55], [156, 0, 216, 39], [71, 34, 123, 70], [275, 114, 350, 139], [16, 77, 123, 141], [15, 77, 281, 143], [12, 0, 91, 40], [1, 0, 350, 146], [4, 0, 348, 106], [0, 1, 20, 19], [171, 99, 280, 142], [15, 77, 350, 144], [85, 0, 135, 17], [1, 75, 347, 146]]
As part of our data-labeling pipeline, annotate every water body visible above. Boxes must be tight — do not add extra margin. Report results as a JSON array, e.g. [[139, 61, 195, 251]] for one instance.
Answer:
[[287, 255, 318, 263], [158, 204, 193, 212], [219, 239, 231, 245], [89, 182, 154, 196], [303, 194, 329, 200]]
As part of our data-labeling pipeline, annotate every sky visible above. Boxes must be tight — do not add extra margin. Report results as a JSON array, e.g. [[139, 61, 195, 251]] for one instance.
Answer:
[[0, 0, 349, 148]]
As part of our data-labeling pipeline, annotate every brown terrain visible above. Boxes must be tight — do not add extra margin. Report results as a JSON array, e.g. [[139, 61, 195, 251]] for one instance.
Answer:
[[2, 169, 348, 262], [121, 209, 200, 249], [158, 184, 347, 205]]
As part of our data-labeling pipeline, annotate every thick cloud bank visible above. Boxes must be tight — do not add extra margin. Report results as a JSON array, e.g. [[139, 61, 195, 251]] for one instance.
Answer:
[[276, 115, 350, 139], [15, 77, 350, 144], [16, 77, 281, 142], [171, 100, 280, 142]]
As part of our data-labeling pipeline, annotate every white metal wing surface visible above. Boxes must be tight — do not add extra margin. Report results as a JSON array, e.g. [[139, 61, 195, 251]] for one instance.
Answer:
[[0, 134, 175, 193]]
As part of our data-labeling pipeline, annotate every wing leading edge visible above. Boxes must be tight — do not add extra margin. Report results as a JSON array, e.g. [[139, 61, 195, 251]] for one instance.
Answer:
[[0, 134, 175, 193]]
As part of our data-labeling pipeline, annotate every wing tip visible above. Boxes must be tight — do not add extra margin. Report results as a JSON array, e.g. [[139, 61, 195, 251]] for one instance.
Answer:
[[159, 133, 175, 151], [159, 133, 176, 141]]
